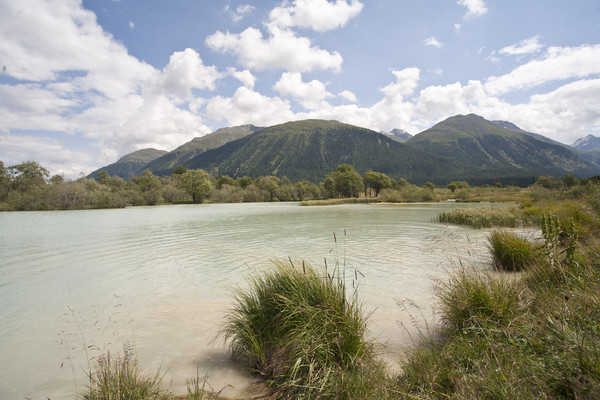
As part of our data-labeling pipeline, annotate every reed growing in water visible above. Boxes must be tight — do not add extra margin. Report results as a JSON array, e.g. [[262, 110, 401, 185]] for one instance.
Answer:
[[488, 229, 539, 271], [437, 206, 536, 228], [82, 343, 170, 400]]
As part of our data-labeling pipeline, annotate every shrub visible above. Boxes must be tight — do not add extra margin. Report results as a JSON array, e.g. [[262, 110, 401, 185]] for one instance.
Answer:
[[489, 229, 539, 271], [220, 261, 381, 399]]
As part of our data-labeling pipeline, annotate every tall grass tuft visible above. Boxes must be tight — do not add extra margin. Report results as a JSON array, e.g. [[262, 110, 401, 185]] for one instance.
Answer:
[[220, 261, 386, 399], [435, 266, 525, 333], [488, 229, 539, 271], [82, 342, 170, 400]]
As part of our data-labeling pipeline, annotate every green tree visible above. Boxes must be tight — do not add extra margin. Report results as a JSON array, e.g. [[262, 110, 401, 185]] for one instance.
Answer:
[[173, 165, 187, 175], [236, 176, 253, 189], [131, 170, 161, 193], [323, 176, 336, 198], [217, 175, 236, 189], [563, 174, 579, 188], [326, 164, 364, 198], [49, 174, 65, 185], [96, 170, 111, 184], [178, 169, 213, 203], [536, 175, 563, 190], [131, 170, 163, 205], [363, 170, 392, 197], [256, 176, 281, 201], [423, 181, 436, 191], [9, 161, 49, 191]]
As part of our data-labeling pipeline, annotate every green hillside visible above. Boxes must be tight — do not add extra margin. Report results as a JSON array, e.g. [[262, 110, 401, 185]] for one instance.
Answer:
[[90, 115, 600, 186], [407, 114, 598, 184], [145, 124, 263, 175], [88, 148, 167, 179], [183, 119, 459, 184]]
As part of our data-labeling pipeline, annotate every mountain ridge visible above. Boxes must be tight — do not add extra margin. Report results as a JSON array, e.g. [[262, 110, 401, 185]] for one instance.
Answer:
[[88, 148, 167, 179], [142, 124, 263, 175], [182, 119, 459, 184], [91, 115, 600, 185], [406, 114, 598, 183]]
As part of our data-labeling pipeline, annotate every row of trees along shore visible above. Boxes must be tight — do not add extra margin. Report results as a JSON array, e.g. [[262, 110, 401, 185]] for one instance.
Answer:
[[0, 160, 594, 211]]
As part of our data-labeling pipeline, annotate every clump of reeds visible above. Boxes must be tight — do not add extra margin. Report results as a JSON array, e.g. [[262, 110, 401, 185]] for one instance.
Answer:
[[82, 342, 170, 400], [437, 206, 535, 228], [220, 261, 387, 399], [299, 198, 346, 206], [488, 229, 539, 271], [435, 267, 524, 333]]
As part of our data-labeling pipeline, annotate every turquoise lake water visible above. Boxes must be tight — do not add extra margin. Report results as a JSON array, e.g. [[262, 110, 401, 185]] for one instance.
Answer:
[[0, 202, 515, 399]]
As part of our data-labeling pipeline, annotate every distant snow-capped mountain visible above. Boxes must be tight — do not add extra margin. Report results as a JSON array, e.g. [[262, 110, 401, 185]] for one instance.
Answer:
[[382, 128, 412, 142], [573, 135, 600, 151]]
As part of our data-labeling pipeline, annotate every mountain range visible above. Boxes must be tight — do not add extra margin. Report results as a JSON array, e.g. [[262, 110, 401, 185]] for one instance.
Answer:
[[89, 114, 600, 186]]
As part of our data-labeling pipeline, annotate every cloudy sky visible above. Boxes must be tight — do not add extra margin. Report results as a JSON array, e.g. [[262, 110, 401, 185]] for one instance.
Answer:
[[1, 0, 599, 177]]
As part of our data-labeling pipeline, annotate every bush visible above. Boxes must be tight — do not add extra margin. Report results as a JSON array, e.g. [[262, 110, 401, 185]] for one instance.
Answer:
[[489, 230, 539, 271], [220, 261, 383, 399]]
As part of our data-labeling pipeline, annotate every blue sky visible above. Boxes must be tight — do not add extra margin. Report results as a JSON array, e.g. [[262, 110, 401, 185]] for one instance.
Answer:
[[1, 0, 599, 177]]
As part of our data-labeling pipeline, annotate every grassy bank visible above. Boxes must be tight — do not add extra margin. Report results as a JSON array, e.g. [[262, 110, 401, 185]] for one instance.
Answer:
[[399, 183, 600, 399]]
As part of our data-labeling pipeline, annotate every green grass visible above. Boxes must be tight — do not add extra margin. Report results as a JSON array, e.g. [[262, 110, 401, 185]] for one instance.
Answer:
[[219, 261, 390, 399], [488, 229, 539, 271], [82, 343, 170, 400], [398, 188, 600, 399], [299, 198, 376, 206], [435, 267, 525, 333], [80, 343, 227, 400], [437, 206, 538, 229]]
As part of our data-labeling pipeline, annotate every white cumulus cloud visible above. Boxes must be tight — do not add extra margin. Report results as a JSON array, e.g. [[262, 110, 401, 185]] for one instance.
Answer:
[[205, 26, 343, 72], [205, 86, 295, 127], [0, 131, 97, 177], [147, 49, 222, 100], [227, 68, 257, 88], [273, 72, 333, 109], [0, 0, 221, 176], [458, 0, 488, 19], [500, 35, 544, 56], [268, 0, 363, 32], [424, 37, 444, 48], [226, 3, 255, 23], [485, 44, 600, 95], [338, 90, 357, 103]]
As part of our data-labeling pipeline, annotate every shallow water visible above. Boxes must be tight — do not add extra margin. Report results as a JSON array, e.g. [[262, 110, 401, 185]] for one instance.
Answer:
[[0, 202, 514, 399]]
